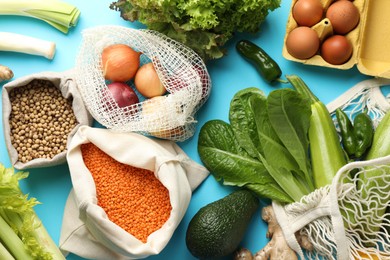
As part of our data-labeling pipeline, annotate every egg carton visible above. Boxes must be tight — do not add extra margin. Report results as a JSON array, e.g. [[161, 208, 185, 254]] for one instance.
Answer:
[[283, 0, 390, 78]]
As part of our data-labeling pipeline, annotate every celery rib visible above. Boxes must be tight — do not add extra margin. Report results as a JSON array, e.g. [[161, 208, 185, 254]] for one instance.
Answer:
[[0, 164, 65, 260], [0, 214, 33, 260]]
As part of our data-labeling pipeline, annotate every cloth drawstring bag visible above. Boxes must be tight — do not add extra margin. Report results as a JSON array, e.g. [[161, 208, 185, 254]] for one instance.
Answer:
[[2, 70, 93, 170], [59, 126, 209, 259]]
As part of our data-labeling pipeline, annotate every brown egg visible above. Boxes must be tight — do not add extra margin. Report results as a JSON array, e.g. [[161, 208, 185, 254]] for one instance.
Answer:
[[326, 1, 360, 35], [293, 0, 324, 27], [321, 35, 353, 65], [286, 27, 320, 60]]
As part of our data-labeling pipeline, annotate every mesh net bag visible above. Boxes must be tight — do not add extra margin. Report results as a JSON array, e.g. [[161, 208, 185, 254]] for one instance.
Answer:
[[74, 25, 211, 142], [272, 78, 390, 260]]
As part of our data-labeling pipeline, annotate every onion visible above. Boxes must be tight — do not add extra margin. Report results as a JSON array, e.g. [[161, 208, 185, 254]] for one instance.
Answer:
[[134, 63, 167, 98], [101, 44, 140, 82], [106, 82, 139, 108], [142, 96, 184, 139]]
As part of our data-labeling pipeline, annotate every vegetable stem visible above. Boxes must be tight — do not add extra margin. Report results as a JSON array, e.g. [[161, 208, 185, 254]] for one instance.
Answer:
[[0, 32, 56, 59], [287, 75, 346, 188], [0, 241, 15, 260], [0, 0, 80, 34], [287, 75, 319, 103], [0, 214, 33, 260], [0, 164, 65, 260]]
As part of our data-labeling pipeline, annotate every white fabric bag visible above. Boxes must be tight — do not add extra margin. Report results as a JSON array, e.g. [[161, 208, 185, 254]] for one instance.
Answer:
[[2, 70, 93, 170], [273, 78, 390, 260], [59, 126, 209, 259]]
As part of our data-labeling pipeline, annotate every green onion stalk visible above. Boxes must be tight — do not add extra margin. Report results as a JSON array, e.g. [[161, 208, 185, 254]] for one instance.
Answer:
[[0, 0, 80, 34], [0, 163, 65, 260]]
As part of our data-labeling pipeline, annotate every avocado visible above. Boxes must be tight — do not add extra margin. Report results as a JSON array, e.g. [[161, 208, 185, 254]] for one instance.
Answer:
[[186, 189, 259, 259]]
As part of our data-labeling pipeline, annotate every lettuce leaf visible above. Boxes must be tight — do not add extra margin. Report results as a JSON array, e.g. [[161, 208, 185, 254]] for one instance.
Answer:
[[198, 87, 314, 203], [198, 119, 293, 203], [110, 0, 281, 60]]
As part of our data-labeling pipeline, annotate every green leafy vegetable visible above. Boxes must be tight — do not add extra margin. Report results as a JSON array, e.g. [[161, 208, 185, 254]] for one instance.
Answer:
[[198, 86, 314, 203], [0, 163, 65, 260], [0, 0, 80, 34], [198, 120, 292, 202], [287, 75, 347, 189], [229, 87, 264, 159], [267, 89, 313, 190], [110, 0, 281, 60]]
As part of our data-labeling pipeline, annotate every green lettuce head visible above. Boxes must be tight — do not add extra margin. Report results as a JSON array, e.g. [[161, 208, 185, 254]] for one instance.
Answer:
[[110, 0, 281, 60]]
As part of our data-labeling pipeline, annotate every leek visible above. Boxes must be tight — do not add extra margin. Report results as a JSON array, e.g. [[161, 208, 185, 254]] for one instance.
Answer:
[[0, 0, 80, 34], [0, 32, 56, 59], [0, 163, 65, 260]]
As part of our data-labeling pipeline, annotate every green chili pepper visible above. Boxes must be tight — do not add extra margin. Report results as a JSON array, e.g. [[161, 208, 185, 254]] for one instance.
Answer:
[[335, 108, 375, 159], [335, 108, 357, 157], [353, 112, 374, 158], [236, 40, 282, 83]]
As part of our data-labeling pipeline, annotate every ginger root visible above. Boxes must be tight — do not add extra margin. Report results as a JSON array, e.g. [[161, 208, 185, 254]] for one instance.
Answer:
[[0, 65, 13, 82], [254, 205, 298, 260], [234, 205, 313, 260]]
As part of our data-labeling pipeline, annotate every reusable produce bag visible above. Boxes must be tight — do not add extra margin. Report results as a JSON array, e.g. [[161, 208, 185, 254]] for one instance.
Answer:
[[273, 78, 390, 260], [74, 25, 211, 142], [2, 71, 92, 170], [60, 126, 209, 259]]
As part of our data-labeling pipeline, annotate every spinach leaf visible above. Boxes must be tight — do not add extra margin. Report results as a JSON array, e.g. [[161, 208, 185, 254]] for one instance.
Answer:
[[198, 120, 293, 202]]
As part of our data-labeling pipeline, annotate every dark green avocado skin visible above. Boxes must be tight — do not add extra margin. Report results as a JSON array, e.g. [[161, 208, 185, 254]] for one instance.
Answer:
[[186, 189, 259, 259]]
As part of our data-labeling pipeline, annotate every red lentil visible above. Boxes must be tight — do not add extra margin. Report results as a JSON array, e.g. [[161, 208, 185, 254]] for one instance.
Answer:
[[80, 143, 172, 243]]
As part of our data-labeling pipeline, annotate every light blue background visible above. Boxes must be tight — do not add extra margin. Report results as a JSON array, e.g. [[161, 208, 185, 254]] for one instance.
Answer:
[[0, 0, 371, 259]]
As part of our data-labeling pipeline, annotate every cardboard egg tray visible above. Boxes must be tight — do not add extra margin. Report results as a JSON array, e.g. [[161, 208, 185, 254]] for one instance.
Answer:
[[283, 0, 390, 78]]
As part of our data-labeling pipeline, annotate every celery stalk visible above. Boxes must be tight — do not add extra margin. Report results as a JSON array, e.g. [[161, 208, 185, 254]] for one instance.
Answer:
[[0, 214, 32, 260], [0, 241, 15, 260], [0, 0, 80, 33], [0, 164, 65, 260]]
